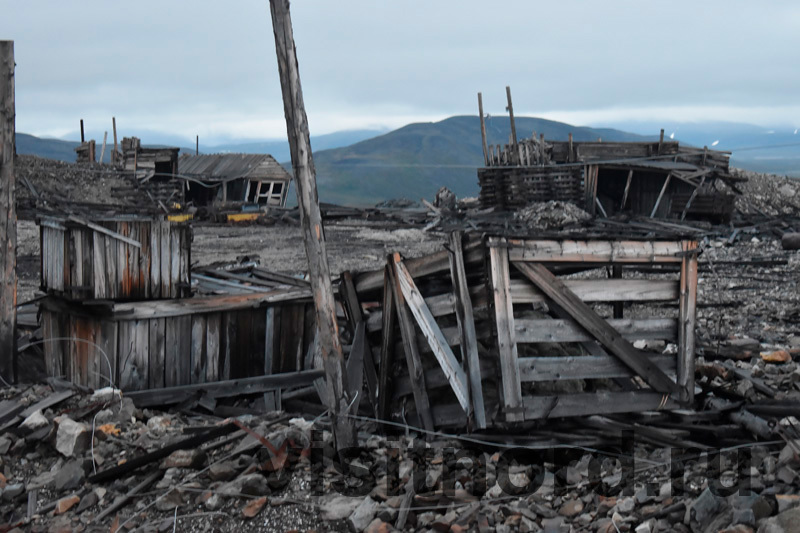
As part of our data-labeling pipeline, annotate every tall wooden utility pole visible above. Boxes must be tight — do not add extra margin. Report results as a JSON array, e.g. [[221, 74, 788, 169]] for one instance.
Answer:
[[112, 117, 118, 164], [269, 0, 355, 449], [0, 41, 17, 384]]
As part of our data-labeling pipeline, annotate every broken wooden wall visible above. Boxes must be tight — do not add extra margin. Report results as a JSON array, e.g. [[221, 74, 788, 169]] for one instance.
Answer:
[[39, 216, 191, 300]]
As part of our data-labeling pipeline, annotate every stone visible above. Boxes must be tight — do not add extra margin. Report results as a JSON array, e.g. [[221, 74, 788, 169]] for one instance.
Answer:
[[2, 483, 24, 501], [349, 496, 379, 532], [0, 435, 12, 455], [718, 526, 753, 533], [155, 488, 186, 511], [220, 473, 269, 497], [203, 493, 224, 511], [634, 523, 651, 533], [559, 498, 584, 517], [617, 496, 636, 514], [146, 415, 172, 432], [757, 506, 800, 533], [209, 461, 238, 481], [687, 488, 720, 529], [54, 494, 80, 515], [364, 518, 392, 533], [76, 490, 99, 513], [161, 448, 206, 469], [55, 417, 90, 457], [761, 350, 791, 364], [320, 494, 363, 520], [20, 410, 49, 432], [776, 494, 800, 513], [242, 496, 268, 518], [54, 460, 85, 491], [541, 516, 567, 533]]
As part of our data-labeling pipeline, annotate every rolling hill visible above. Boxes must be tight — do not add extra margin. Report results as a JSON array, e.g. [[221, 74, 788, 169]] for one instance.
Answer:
[[308, 115, 656, 205]]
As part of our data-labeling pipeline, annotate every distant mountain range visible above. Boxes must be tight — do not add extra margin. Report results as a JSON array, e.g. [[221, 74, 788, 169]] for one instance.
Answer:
[[15, 116, 800, 206]]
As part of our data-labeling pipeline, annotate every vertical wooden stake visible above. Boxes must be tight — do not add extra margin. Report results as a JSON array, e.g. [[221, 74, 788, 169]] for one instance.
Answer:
[[478, 92, 488, 166], [196, 135, 199, 155], [620, 169, 633, 210], [568, 132, 573, 163], [650, 172, 673, 218], [269, 0, 354, 449], [678, 241, 698, 403], [0, 40, 16, 383], [112, 117, 118, 164], [505, 86, 517, 150], [80, 118, 85, 143], [99, 131, 108, 164], [658, 128, 664, 155]]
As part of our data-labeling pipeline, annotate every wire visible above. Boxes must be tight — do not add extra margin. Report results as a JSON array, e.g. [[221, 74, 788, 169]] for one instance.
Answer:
[[20, 336, 115, 389]]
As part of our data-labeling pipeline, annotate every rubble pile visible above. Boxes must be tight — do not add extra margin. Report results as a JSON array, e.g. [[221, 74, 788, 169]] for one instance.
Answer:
[[514, 201, 592, 229], [15, 155, 133, 213], [732, 169, 800, 217]]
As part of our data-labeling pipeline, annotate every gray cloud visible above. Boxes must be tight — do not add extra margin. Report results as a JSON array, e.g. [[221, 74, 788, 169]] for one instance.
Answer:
[[2, 0, 799, 143]]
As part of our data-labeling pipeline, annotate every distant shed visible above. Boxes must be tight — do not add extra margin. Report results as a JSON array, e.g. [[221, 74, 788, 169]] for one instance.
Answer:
[[179, 153, 292, 209]]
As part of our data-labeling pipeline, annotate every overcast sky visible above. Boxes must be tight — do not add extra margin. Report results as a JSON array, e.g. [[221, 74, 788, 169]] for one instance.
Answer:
[[2, 1, 799, 144]]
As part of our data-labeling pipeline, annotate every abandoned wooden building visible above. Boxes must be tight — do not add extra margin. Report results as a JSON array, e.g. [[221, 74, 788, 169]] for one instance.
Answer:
[[477, 96, 741, 222], [179, 153, 292, 209], [38, 212, 699, 430]]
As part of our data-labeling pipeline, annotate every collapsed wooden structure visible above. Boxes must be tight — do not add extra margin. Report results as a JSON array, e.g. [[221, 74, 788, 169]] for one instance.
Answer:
[[180, 153, 292, 209], [39, 214, 699, 430], [477, 92, 740, 222]]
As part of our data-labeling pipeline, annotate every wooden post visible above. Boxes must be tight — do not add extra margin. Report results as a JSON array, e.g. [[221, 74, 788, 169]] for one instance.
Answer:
[[80, 119, 85, 143], [477, 93, 488, 166], [112, 117, 118, 164], [196, 135, 199, 155], [0, 41, 16, 383], [99, 131, 107, 163], [620, 169, 633, 210], [677, 241, 698, 403], [269, 0, 354, 449], [505, 86, 517, 161], [650, 172, 673, 218], [568, 132, 573, 163], [657, 128, 664, 155]]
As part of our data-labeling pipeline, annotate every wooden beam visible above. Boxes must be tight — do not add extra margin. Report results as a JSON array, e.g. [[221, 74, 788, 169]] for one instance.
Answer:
[[389, 257, 434, 432], [506, 86, 517, 152], [66, 216, 141, 248], [341, 271, 378, 417], [112, 117, 118, 164], [377, 264, 396, 420], [394, 254, 471, 415], [0, 40, 16, 383], [489, 245, 523, 422], [515, 317, 677, 344], [677, 241, 698, 403], [270, 0, 355, 449], [523, 391, 678, 420], [448, 232, 486, 429], [620, 169, 633, 210], [504, 239, 686, 263], [512, 261, 680, 395], [650, 172, 673, 218], [478, 93, 489, 166], [99, 131, 107, 164], [680, 176, 706, 221], [519, 354, 676, 382]]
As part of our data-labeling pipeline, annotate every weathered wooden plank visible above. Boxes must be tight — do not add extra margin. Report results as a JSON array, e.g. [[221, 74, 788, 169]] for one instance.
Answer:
[[394, 254, 471, 414], [523, 391, 679, 420], [160, 221, 171, 298], [264, 307, 275, 376], [67, 215, 141, 248], [170, 224, 181, 299], [650, 172, 673, 218], [677, 241, 699, 403], [105, 229, 117, 299], [119, 321, 146, 390], [96, 319, 118, 388], [504, 239, 686, 263], [377, 264, 396, 420], [150, 220, 161, 299], [515, 317, 678, 343], [389, 258, 434, 431], [518, 354, 676, 382], [150, 318, 166, 388], [489, 245, 523, 422], [448, 232, 486, 429], [620, 169, 634, 209], [512, 261, 679, 395], [206, 313, 221, 382], [125, 369, 325, 407], [175, 315, 192, 385], [341, 271, 378, 417], [190, 314, 207, 383], [510, 278, 679, 304]]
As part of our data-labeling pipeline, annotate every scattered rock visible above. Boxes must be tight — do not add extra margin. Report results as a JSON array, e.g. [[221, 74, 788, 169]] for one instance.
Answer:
[[242, 496, 268, 518], [761, 350, 791, 363], [20, 410, 49, 432], [161, 448, 206, 469], [54, 494, 80, 515], [558, 498, 584, 517], [54, 417, 89, 457], [208, 461, 238, 481], [349, 496, 379, 532], [54, 460, 84, 491]]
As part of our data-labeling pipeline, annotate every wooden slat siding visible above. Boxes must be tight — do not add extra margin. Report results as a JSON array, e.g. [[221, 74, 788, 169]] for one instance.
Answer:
[[93, 233, 107, 299], [59, 227, 67, 292], [518, 354, 677, 382], [118, 321, 136, 390], [105, 229, 117, 299], [160, 221, 171, 298], [509, 278, 679, 304], [367, 292, 457, 332], [512, 262, 680, 396], [523, 391, 679, 420], [117, 222, 128, 297], [355, 241, 483, 294], [220, 312, 232, 381], [515, 318, 678, 343], [96, 320, 118, 388], [205, 313, 221, 382], [69, 230, 79, 297], [190, 314, 207, 383], [389, 258, 434, 432], [42, 312, 62, 379], [677, 241, 699, 403], [264, 307, 275, 376], [177, 315, 192, 385], [394, 255, 471, 414], [505, 240, 686, 263], [149, 318, 166, 389], [393, 358, 495, 399], [448, 232, 486, 428], [341, 271, 379, 416], [170, 225, 180, 299], [150, 220, 160, 299], [377, 264, 396, 420], [488, 243, 523, 422]]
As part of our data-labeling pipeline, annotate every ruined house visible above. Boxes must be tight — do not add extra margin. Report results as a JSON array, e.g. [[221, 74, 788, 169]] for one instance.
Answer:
[[179, 153, 292, 209]]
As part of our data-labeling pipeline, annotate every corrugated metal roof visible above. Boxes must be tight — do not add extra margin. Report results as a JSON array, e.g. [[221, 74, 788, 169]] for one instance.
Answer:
[[179, 153, 292, 182]]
